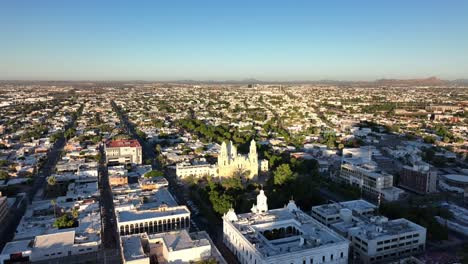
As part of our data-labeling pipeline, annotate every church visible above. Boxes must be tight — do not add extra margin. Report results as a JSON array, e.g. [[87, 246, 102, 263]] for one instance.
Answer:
[[217, 140, 268, 179], [223, 190, 350, 264]]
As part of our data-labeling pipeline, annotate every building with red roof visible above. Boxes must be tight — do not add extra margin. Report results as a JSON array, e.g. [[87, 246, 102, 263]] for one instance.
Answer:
[[105, 139, 142, 165]]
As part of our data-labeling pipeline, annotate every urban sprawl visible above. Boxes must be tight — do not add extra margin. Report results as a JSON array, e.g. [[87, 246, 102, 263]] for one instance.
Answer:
[[0, 82, 467, 264]]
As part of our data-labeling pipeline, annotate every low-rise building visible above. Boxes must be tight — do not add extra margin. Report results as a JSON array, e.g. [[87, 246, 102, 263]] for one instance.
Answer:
[[311, 200, 427, 264], [175, 161, 217, 179], [121, 230, 226, 264], [105, 139, 142, 165], [311, 199, 377, 227], [109, 175, 128, 186], [223, 190, 350, 264], [340, 161, 404, 201]]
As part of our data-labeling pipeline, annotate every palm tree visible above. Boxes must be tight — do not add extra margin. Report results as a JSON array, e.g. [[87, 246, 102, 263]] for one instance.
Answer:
[[47, 176, 57, 186], [71, 208, 79, 219], [51, 199, 57, 220]]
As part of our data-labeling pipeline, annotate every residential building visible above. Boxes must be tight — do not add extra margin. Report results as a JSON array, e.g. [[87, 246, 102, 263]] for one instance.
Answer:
[[109, 175, 128, 186]]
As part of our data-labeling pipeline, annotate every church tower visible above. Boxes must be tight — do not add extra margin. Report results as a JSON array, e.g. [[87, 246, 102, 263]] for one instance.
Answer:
[[219, 141, 228, 166], [249, 139, 257, 162], [230, 141, 238, 160], [256, 189, 268, 213]]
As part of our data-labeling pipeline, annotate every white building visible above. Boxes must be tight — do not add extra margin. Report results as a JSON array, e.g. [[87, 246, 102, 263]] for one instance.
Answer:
[[333, 217, 426, 264], [1, 230, 101, 263], [105, 139, 143, 165], [439, 174, 468, 194], [311, 200, 426, 264], [120, 230, 227, 264], [223, 190, 350, 264], [117, 204, 191, 236], [175, 161, 218, 179], [340, 161, 404, 201], [311, 200, 377, 227]]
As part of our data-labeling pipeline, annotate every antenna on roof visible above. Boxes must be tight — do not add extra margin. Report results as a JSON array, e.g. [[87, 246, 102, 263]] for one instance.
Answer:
[[377, 193, 382, 214], [368, 146, 371, 162]]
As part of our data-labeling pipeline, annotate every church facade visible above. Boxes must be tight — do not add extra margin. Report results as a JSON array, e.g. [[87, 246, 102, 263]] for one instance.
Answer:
[[217, 140, 267, 179]]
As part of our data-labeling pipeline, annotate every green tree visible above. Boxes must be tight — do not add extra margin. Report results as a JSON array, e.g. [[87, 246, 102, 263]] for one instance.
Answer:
[[423, 135, 436, 144], [51, 199, 57, 220], [209, 189, 233, 215], [71, 208, 79, 219], [144, 170, 164, 178], [0, 170, 9, 180], [64, 128, 76, 139], [273, 164, 294, 185], [53, 214, 76, 229], [47, 175, 57, 186], [221, 176, 243, 190]]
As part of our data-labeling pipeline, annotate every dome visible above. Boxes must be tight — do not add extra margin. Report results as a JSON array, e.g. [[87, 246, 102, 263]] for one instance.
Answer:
[[256, 190, 268, 213], [224, 208, 238, 222], [286, 200, 298, 212]]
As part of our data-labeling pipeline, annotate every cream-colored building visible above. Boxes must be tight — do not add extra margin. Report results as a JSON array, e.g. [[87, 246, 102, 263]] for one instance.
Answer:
[[105, 139, 142, 165], [223, 191, 350, 264], [217, 140, 267, 179], [176, 161, 218, 179]]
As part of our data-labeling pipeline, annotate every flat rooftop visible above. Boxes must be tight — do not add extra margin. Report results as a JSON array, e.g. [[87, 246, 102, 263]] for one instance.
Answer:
[[117, 206, 190, 223], [106, 139, 141, 148], [231, 207, 348, 258], [121, 234, 147, 262], [312, 199, 377, 216], [34, 231, 75, 249], [148, 229, 210, 251], [1, 240, 32, 254], [113, 187, 178, 210], [354, 218, 425, 241]]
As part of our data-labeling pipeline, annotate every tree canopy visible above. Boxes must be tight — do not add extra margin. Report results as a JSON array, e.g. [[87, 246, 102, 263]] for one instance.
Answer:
[[273, 164, 295, 185]]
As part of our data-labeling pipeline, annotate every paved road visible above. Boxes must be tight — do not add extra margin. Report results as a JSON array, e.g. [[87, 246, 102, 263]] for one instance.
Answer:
[[98, 145, 120, 251], [165, 172, 240, 264], [111, 101, 239, 263], [0, 106, 83, 251]]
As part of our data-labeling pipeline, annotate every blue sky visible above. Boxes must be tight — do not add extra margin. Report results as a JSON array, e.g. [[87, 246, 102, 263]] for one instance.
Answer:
[[1, 0, 467, 81]]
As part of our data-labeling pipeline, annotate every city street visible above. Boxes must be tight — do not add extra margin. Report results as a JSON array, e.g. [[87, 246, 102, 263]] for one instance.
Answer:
[[111, 101, 239, 263], [98, 145, 120, 251], [0, 108, 82, 251]]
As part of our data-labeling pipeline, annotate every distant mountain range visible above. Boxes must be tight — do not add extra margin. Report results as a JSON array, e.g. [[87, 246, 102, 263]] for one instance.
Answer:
[[1, 77, 468, 86], [374, 76, 446, 86]]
